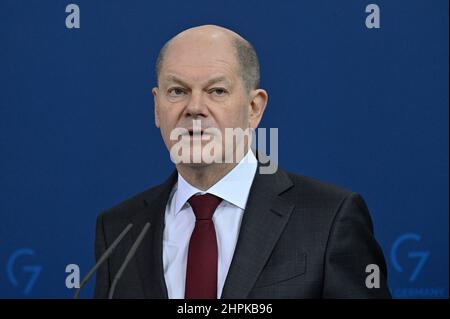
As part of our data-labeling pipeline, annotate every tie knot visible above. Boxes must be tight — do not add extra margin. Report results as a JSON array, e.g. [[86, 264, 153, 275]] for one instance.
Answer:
[[188, 193, 222, 220]]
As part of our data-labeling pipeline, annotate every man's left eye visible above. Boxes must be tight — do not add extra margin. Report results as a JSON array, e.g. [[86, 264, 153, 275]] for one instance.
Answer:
[[211, 88, 227, 96]]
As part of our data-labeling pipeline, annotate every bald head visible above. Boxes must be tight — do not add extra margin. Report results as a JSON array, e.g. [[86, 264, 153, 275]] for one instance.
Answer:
[[155, 25, 260, 92]]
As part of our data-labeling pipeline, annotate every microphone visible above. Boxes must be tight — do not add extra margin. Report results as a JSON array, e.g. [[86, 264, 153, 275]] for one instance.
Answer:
[[73, 223, 133, 299], [108, 222, 151, 299]]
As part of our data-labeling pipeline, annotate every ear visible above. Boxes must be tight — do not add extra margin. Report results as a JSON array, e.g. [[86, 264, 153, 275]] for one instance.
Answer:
[[152, 87, 160, 128], [248, 89, 268, 129]]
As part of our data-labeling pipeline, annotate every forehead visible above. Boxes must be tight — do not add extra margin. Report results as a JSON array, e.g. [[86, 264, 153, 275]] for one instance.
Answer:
[[161, 36, 239, 82]]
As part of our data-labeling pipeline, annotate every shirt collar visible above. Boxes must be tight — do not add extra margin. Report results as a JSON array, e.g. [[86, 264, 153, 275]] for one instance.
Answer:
[[173, 150, 258, 215]]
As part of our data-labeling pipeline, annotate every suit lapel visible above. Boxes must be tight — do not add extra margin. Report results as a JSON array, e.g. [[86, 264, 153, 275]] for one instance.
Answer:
[[128, 170, 177, 299], [221, 165, 295, 299], [123, 159, 295, 299]]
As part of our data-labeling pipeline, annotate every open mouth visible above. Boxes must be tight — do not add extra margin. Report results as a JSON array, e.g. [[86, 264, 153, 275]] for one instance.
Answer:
[[187, 129, 206, 136]]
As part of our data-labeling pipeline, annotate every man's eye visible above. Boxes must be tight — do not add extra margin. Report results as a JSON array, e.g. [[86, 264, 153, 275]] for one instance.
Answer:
[[211, 88, 227, 96], [168, 88, 186, 97]]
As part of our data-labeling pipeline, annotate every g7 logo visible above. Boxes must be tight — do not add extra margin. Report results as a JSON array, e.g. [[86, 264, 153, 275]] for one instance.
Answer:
[[6, 248, 42, 295], [390, 233, 429, 282]]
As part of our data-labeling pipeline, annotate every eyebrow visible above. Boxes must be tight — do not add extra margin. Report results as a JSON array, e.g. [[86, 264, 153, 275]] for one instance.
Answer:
[[164, 75, 231, 88]]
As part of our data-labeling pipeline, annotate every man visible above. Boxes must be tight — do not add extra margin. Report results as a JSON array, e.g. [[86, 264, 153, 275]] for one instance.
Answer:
[[94, 25, 391, 298]]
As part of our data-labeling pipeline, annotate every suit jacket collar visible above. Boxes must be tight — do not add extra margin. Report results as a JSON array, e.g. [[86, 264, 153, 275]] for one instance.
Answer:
[[128, 170, 176, 299], [127, 157, 295, 299], [220, 161, 295, 298]]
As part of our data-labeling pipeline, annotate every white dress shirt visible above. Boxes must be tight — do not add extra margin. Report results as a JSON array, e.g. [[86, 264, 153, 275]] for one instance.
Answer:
[[162, 150, 258, 299]]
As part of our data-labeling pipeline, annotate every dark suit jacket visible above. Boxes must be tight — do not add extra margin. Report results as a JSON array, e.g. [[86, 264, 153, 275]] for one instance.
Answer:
[[94, 162, 391, 298]]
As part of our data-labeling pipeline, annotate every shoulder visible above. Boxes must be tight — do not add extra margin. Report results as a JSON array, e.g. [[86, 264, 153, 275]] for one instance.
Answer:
[[97, 180, 170, 224], [277, 168, 367, 223], [283, 168, 353, 202]]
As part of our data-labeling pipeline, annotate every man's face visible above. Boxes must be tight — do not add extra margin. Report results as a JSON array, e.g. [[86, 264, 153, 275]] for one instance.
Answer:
[[153, 33, 257, 166]]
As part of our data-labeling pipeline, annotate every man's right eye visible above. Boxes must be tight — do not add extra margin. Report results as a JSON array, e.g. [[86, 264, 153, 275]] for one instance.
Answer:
[[168, 88, 186, 97]]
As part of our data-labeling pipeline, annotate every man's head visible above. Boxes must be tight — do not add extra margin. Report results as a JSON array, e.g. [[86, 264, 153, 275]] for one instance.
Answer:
[[155, 26, 260, 92], [152, 25, 268, 166]]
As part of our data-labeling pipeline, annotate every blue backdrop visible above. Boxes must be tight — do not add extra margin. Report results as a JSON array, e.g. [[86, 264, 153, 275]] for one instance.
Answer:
[[0, 0, 448, 298]]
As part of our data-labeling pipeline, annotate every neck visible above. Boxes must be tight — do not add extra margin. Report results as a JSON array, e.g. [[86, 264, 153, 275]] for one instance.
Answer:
[[176, 149, 251, 191]]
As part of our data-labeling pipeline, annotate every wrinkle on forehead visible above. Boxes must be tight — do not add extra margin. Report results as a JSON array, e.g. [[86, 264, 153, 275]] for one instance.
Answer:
[[162, 73, 234, 89], [165, 42, 235, 65], [163, 53, 239, 85], [164, 60, 237, 75]]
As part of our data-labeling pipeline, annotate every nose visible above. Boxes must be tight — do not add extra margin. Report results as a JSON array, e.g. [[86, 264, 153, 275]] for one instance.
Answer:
[[185, 90, 208, 118]]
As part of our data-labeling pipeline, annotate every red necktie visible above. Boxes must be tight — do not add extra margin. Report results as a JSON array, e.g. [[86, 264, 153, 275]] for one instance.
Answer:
[[185, 193, 222, 299]]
